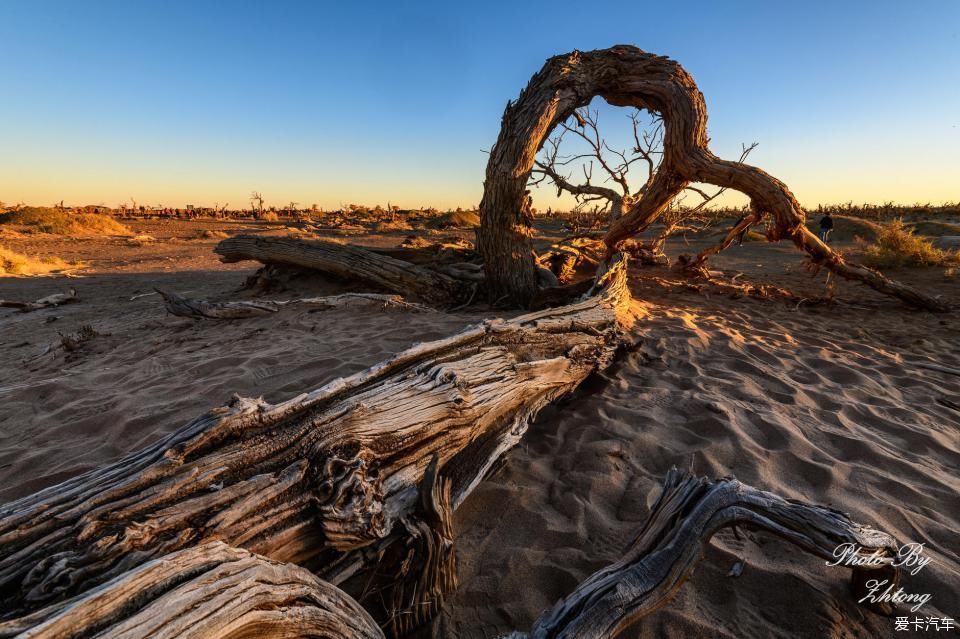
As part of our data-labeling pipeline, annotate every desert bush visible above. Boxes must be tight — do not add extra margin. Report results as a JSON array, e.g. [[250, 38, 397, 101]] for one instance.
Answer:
[[0, 208, 131, 236], [0, 246, 72, 275], [428, 209, 480, 229], [59, 324, 98, 351], [859, 219, 960, 269], [260, 212, 279, 222], [190, 229, 229, 240]]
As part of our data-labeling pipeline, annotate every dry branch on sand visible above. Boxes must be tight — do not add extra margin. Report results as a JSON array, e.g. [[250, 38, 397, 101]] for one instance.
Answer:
[[0, 289, 78, 312], [2, 469, 900, 639], [157, 289, 432, 319]]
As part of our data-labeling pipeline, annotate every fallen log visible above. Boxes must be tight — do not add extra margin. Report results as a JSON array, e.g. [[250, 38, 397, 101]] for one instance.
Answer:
[[0, 255, 635, 620], [0, 289, 78, 312], [214, 235, 465, 306], [157, 289, 431, 319], [2, 470, 900, 639], [0, 542, 383, 639]]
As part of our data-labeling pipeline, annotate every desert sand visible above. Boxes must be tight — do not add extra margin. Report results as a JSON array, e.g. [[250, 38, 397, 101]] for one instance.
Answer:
[[0, 217, 957, 638]]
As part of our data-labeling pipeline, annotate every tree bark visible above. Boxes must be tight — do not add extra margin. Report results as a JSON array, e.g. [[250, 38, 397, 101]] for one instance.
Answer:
[[479, 45, 946, 311], [0, 542, 383, 639], [2, 469, 900, 639], [215, 235, 465, 307], [0, 255, 634, 621]]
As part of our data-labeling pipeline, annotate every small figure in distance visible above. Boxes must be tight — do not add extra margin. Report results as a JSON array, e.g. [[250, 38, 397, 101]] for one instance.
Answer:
[[819, 211, 834, 243]]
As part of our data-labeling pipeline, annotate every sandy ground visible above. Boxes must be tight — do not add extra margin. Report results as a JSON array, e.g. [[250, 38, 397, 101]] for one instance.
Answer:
[[1, 219, 958, 638]]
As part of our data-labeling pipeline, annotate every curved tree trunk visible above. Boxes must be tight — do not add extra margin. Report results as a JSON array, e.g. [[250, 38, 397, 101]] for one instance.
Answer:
[[479, 45, 946, 311], [0, 256, 634, 621]]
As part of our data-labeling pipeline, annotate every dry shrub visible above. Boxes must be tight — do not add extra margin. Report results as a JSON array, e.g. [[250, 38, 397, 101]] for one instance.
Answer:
[[260, 212, 280, 222], [59, 325, 98, 351], [0, 246, 72, 276], [126, 234, 158, 246], [428, 210, 480, 229], [859, 219, 960, 269], [373, 219, 414, 233], [0, 208, 132, 236], [190, 229, 229, 240]]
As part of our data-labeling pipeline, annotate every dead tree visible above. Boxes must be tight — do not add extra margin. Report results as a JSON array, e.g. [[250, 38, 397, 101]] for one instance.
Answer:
[[478, 45, 946, 311], [2, 470, 901, 639], [249, 191, 264, 215], [530, 108, 662, 222], [0, 256, 634, 622]]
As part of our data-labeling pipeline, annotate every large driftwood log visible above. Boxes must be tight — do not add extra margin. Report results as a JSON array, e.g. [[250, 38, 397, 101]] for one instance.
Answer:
[[2, 470, 900, 639], [478, 45, 946, 311], [214, 235, 465, 306], [0, 255, 634, 620], [0, 542, 383, 639]]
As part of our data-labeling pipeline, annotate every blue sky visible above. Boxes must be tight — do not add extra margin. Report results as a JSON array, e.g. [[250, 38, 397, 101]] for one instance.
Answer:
[[1, 0, 958, 210]]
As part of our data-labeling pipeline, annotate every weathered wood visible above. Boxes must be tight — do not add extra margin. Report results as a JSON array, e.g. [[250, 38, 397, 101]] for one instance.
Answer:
[[478, 45, 946, 311], [0, 542, 383, 639], [0, 255, 634, 620], [506, 468, 900, 639], [157, 289, 431, 319], [0, 289, 78, 312], [214, 235, 465, 306], [366, 456, 458, 637], [157, 289, 280, 319], [2, 469, 900, 639]]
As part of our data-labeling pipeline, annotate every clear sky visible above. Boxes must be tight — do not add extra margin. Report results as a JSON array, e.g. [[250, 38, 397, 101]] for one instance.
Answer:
[[1, 0, 958, 211]]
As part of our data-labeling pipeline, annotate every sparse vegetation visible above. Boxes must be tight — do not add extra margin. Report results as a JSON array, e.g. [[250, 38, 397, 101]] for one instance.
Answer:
[[428, 209, 480, 229], [0, 208, 131, 236], [859, 219, 960, 269], [190, 229, 229, 240], [0, 246, 72, 276]]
